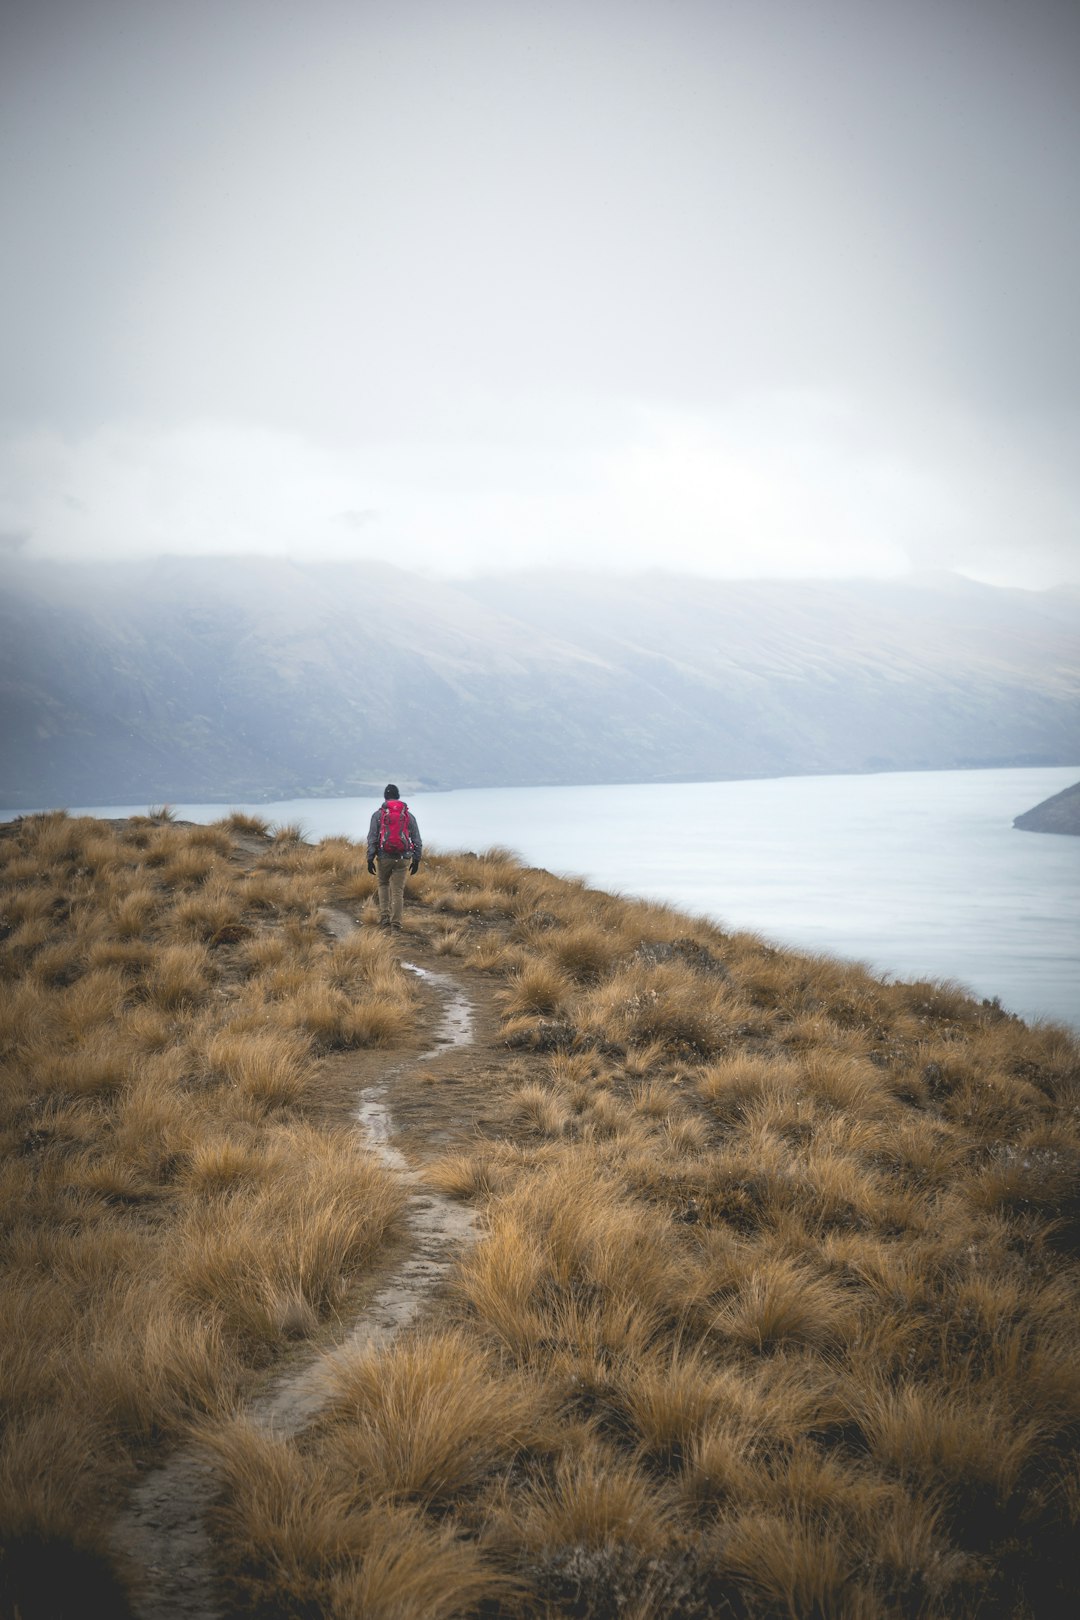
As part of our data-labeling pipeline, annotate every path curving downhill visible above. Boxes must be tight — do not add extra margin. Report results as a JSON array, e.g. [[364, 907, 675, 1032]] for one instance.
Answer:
[[111, 910, 481, 1620]]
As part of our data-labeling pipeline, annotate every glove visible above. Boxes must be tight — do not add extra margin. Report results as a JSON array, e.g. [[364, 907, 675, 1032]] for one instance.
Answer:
[[367, 858, 376, 875], [410, 858, 420, 875]]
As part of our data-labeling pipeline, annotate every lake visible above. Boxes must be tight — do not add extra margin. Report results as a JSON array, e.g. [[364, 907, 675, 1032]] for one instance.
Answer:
[[6, 765, 1078, 1030]]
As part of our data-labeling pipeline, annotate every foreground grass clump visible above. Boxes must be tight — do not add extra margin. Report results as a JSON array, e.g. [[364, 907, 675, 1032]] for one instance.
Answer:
[[207, 845, 1080, 1619], [0, 812, 416, 1613]]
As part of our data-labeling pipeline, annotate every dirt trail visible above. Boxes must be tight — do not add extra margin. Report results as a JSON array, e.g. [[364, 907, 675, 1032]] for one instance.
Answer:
[[257, 910, 480, 1433], [111, 909, 482, 1620]]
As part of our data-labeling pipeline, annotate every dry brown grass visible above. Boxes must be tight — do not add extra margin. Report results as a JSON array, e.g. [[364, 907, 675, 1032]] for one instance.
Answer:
[[316, 1329, 549, 1507], [166, 881, 247, 944], [5, 823, 1080, 1619], [160, 845, 222, 888], [0, 812, 420, 1612], [225, 809, 271, 835], [142, 940, 212, 1009], [202, 1419, 510, 1620], [499, 962, 573, 1018], [575, 959, 741, 1055], [204, 1026, 317, 1107], [240, 865, 328, 915], [170, 1124, 406, 1345]]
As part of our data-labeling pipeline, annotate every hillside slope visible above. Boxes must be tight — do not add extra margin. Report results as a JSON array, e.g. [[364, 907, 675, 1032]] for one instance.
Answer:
[[1, 558, 1077, 806], [2, 812, 1079, 1619], [1014, 778, 1080, 835]]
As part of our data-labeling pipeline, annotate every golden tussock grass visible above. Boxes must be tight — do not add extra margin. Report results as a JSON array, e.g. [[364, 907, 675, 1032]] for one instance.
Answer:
[[234, 959, 416, 1051], [499, 961, 573, 1018], [0, 813, 418, 1602], [308, 835, 363, 881], [694, 1050, 800, 1119], [142, 941, 212, 1010], [170, 1125, 406, 1345], [316, 1328, 549, 1507], [239, 866, 328, 914], [204, 1026, 317, 1106], [84, 1283, 232, 1439], [159, 845, 222, 888], [0, 1407, 127, 1551], [55, 965, 131, 1035], [6, 826, 1080, 1617], [270, 820, 307, 844], [319, 1508, 510, 1620], [203, 1419, 510, 1620], [30, 1031, 136, 1102], [25, 936, 84, 988], [508, 1082, 573, 1138], [575, 959, 741, 1055], [123, 1004, 178, 1054], [183, 821, 235, 853], [237, 930, 289, 973], [851, 1374, 1043, 1508], [541, 923, 620, 983], [710, 1253, 861, 1352], [431, 921, 469, 955], [224, 809, 271, 835], [86, 936, 155, 977], [166, 881, 247, 944], [468, 934, 530, 976], [1, 882, 63, 926], [421, 1144, 538, 1203], [322, 929, 402, 992], [503, 1447, 673, 1555], [107, 882, 159, 939]]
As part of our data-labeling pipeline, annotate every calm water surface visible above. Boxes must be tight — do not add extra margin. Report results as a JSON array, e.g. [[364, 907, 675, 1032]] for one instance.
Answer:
[[9, 766, 1078, 1029]]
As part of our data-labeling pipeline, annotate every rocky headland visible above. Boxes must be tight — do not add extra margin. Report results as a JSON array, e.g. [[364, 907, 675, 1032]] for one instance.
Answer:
[[1014, 778, 1080, 835]]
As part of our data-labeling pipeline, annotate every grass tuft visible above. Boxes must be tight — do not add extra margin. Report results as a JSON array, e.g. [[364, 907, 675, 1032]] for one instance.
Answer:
[[318, 1329, 547, 1507], [204, 1027, 316, 1107]]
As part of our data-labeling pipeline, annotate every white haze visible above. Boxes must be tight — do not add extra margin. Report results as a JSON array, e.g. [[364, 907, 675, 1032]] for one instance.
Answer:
[[2, 0, 1079, 587]]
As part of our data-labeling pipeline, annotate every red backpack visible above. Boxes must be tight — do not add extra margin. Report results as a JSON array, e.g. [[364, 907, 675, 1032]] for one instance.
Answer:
[[378, 799, 413, 855]]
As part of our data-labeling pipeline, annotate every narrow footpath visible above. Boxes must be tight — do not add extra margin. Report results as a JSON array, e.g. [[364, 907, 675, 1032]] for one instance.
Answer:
[[111, 908, 483, 1620]]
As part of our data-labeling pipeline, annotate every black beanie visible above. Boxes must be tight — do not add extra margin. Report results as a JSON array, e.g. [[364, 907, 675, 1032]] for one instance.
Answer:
[[384, 783, 400, 799]]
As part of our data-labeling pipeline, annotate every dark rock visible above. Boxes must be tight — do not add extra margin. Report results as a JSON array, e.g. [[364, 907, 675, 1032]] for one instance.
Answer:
[[503, 1018, 575, 1052], [527, 910, 560, 931], [636, 937, 730, 979]]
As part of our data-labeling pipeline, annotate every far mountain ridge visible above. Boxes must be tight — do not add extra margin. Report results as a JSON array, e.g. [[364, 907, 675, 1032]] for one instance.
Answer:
[[1, 558, 1077, 807]]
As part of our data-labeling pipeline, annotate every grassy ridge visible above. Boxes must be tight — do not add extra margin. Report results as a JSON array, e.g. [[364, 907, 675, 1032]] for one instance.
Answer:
[[2, 819, 1079, 1618], [0, 812, 416, 1615]]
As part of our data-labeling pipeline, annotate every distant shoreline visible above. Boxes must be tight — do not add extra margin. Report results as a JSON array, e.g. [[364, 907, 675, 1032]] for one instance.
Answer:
[[6, 758, 1080, 822]]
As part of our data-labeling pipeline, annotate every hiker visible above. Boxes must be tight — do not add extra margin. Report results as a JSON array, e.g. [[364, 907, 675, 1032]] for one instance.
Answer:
[[366, 784, 422, 932]]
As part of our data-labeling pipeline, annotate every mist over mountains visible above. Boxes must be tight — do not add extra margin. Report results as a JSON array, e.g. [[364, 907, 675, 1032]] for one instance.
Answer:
[[1, 556, 1077, 809]]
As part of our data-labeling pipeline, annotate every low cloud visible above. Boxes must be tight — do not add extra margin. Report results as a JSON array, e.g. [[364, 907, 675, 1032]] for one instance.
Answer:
[[2, 394, 1076, 588]]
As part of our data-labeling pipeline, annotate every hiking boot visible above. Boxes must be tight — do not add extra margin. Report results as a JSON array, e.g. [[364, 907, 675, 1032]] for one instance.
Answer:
[[378, 916, 391, 929], [390, 922, 403, 934]]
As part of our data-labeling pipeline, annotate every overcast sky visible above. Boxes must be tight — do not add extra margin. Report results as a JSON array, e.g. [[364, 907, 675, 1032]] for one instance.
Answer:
[[2, 0, 1078, 585]]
